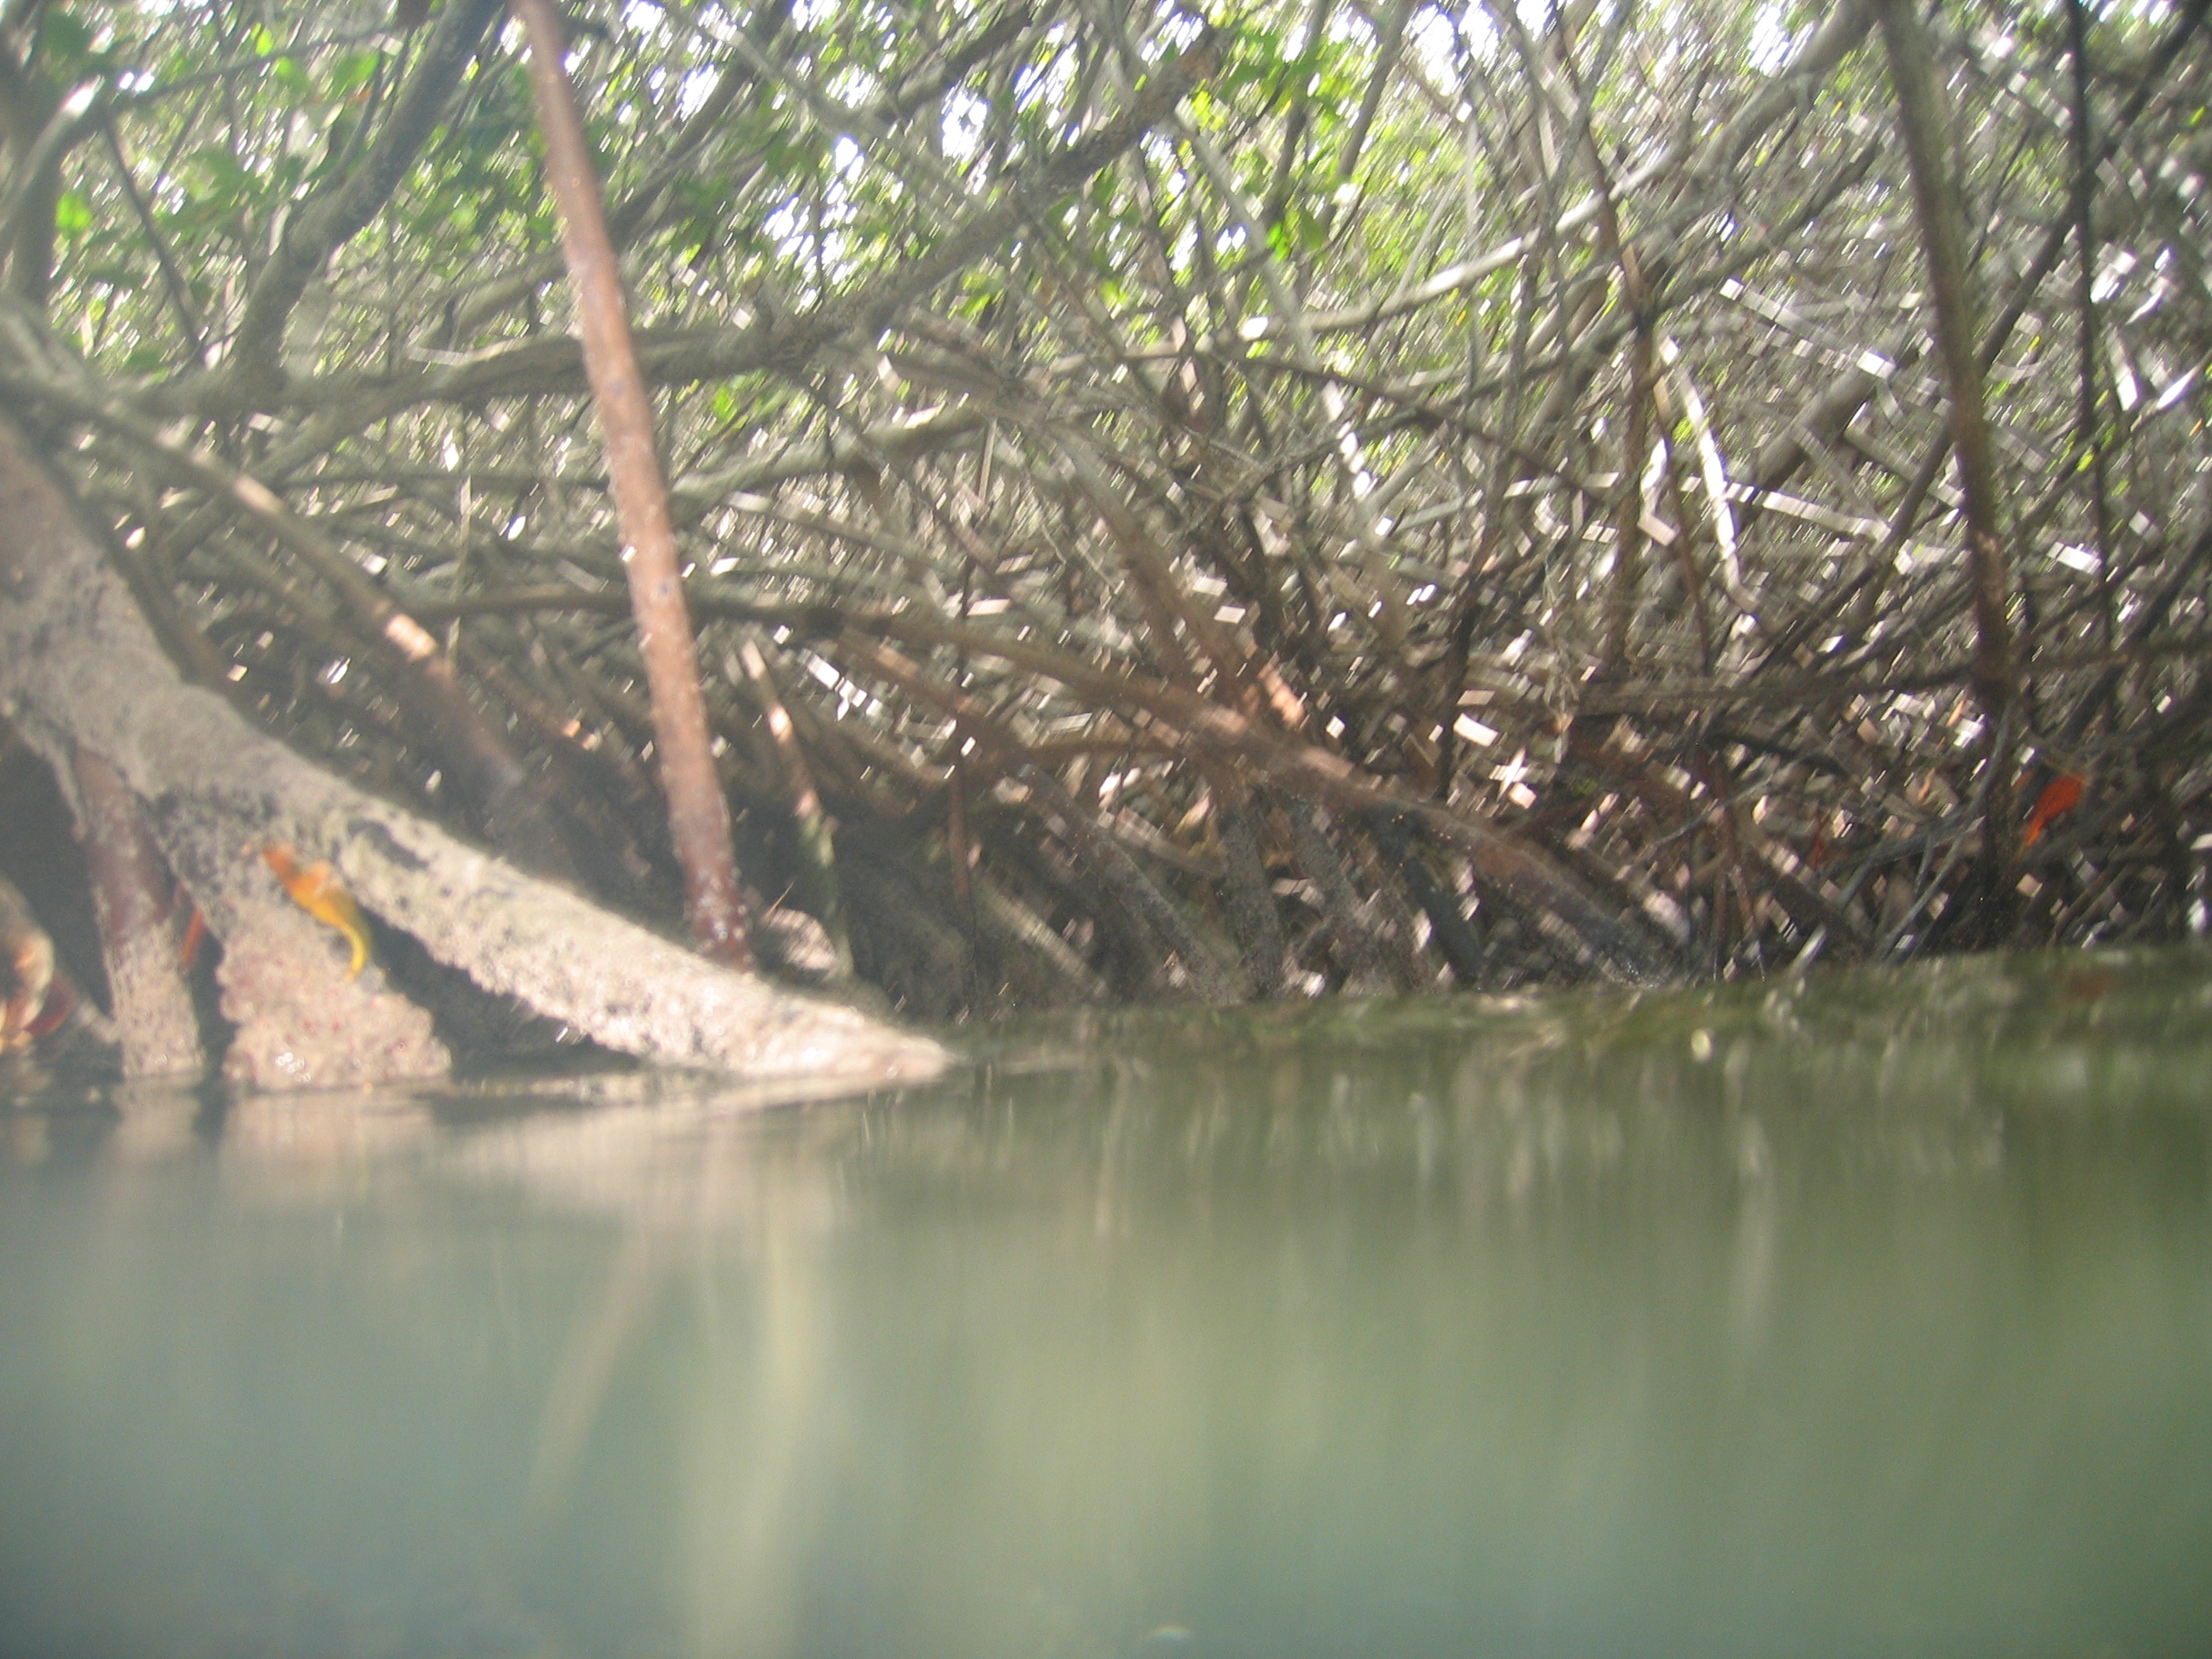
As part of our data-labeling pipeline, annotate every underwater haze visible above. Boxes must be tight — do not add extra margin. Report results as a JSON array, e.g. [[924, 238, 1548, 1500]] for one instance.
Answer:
[[2, 948, 2209, 1658]]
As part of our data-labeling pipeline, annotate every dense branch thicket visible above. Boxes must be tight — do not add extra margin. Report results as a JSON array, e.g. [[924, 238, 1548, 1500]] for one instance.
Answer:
[[3, 0, 2209, 1024]]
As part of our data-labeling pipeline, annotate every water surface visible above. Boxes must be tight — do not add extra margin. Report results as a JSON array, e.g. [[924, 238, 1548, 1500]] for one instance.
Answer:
[[3, 950, 2209, 1657]]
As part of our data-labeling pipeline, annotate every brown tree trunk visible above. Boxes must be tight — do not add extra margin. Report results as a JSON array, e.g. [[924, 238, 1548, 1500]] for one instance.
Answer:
[[70, 749, 202, 1079], [510, 0, 754, 969], [1872, 0, 2023, 894]]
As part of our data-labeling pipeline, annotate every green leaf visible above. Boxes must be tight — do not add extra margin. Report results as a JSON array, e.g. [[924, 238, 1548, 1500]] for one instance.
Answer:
[[328, 48, 381, 98], [54, 189, 93, 238], [184, 146, 258, 203], [38, 9, 101, 70]]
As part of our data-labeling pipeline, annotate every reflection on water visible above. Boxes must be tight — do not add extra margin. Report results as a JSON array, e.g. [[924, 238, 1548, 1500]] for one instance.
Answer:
[[2, 950, 2209, 1658]]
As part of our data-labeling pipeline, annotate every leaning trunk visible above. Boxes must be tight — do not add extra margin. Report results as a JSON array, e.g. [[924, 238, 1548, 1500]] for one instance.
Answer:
[[0, 410, 947, 1093]]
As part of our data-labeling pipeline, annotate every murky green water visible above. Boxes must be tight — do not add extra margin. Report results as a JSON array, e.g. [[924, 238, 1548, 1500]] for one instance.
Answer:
[[3, 949, 2209, 1658]]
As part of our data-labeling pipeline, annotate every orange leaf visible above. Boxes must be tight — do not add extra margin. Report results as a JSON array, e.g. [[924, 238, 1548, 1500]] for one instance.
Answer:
[[2023, 771, 2086, 847]]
